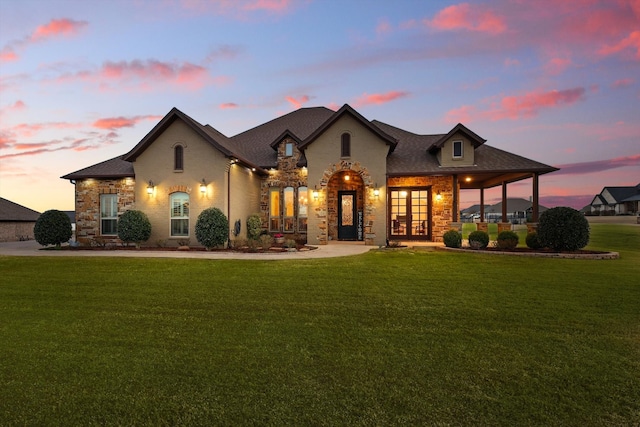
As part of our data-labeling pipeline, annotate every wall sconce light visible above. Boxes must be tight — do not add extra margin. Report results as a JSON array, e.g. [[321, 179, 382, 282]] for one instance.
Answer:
[[312, 186, 319, 200], [436, 191, 442, 201], [200, 178, 207, 194], [344, 174, 350, 182], [373, 183, 380, 198], [147, 180, 154, 195]]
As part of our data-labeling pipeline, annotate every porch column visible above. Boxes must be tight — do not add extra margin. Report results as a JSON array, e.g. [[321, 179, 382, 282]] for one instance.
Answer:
[[452, 175, 458, 222], [501, 181, 507, 222], [480, 188, 485, 221], [532, 173, 539, 222]]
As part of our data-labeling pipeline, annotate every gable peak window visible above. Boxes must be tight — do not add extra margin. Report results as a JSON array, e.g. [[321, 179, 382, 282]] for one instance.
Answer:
[[341, 133, 351, 158], [174, 145, 184, 170], [453, 140, 463, 159], [284, 142, 293, 157]]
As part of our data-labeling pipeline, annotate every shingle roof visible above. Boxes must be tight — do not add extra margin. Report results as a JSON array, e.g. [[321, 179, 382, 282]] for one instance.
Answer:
[[61, 155, 134, 180], [0, 198, 40, 221], [603, 185, 640, 203]]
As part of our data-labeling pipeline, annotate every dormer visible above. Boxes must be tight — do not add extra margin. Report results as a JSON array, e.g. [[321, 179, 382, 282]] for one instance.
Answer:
[[428, 123, 486, 167]]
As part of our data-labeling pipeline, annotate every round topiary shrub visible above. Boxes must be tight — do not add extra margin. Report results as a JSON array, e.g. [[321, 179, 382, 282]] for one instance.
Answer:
[[246, 213, 262, 240], [34, 209, 72, 247], [525, 231, 543, 250], [496, 230, 519, 250], [468, 230, 489, 249], [118, 210, 151, 248], [195, 207, 229, 250], [537, 206, 589, 251], [443, 229, 462, 248]]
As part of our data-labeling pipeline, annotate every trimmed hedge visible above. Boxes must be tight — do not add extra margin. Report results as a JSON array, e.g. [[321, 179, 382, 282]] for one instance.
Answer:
[[526, 232, 543, 250], [34, 210, 72, 247], [468, 230, 489, 249], [117, 210, 151, 248], [537, 207, 589, 251], [443, 229, 462, 248], [195, 207, 229, 249], [496, 230, 519, 250]]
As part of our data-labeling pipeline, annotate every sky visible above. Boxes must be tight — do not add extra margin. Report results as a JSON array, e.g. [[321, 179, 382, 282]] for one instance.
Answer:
[[1, 0, 639, 214]]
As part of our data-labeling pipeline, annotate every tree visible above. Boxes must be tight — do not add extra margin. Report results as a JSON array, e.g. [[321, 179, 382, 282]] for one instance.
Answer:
[[117, 210, 151, 248], [246, 213, 262, 240], [34, 210, 72, 248], [195, 207, 229, 250], [537, 207, 589, 251]]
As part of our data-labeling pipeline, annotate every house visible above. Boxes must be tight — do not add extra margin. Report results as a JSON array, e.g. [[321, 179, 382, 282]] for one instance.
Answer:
[[461, 198, 549, 223], [62, 105, 558, 247], [589, 184, 640, 215], [0, 198, 40, 242]]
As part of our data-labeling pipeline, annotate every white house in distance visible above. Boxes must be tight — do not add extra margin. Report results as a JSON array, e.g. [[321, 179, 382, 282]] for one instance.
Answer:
[[62, 105, 557, 247], [589, 184, 640, 215]]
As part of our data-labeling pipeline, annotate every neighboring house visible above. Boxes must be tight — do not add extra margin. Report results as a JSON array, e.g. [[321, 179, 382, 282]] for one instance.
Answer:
[[461, 198, 549, 223], [62, 105, 557, 247], [589, 184, 640, 215], [0, 198, 40, 242]]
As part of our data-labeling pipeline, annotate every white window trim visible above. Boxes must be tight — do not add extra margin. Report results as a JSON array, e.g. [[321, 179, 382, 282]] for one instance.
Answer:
[[452, 140, 463, 159], [170, 192, 190, 237], [100, 194, 118, 236]]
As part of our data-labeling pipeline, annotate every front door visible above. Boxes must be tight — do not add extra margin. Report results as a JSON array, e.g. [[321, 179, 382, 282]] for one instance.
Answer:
[[338, 191, 357, 240]]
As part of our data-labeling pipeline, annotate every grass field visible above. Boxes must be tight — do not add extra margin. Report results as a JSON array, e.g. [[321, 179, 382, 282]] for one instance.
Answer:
[[1, 224, 639, 425]]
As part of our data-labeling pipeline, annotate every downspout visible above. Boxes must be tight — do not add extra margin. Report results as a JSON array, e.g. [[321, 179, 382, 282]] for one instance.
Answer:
[[227, 160, 232, 248]]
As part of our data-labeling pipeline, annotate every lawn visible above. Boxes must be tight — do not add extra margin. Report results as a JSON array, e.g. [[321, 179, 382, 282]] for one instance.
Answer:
[[1, 224, 639, 426]]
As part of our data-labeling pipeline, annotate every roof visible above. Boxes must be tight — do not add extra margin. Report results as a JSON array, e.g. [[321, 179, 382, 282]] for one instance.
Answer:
[[488, 198, 549, 213], [61, 155, 134, 180], [428, 122, 486, 154], [602, 184, 640, 203], [0, 198, 40, 222]]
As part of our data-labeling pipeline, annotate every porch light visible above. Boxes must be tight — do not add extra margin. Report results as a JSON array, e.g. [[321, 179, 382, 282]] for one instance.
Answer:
[[147, 180, 154, 195], [344, 174, 350, 181], [465, 177, 472, 182], [313, 186, 319, 200], [436, 191, 442, 201], [200, 179, 207, 193], [373, 184, 380, 198]]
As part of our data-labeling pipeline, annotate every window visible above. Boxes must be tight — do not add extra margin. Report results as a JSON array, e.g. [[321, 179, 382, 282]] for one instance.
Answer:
[[174, 145, 184, 170], [100, 194, 118, 235], [341, 133, 351, 157], [285, 142, 293, 157], [298, 186, 308, 232], [269, 187, 281, 231], [170, 192, 189, 236], [453, 140, 463, 158], [283, 187, 294, 232]]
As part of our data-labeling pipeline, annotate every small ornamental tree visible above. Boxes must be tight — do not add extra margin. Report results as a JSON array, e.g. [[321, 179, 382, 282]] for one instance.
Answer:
[[34, 209, 72, 248], [117, 210, 151, 248], [443, 229, 462, 248], [195, 207, 229, 250], [537, 206, 589, 251], [246, 213, 262, 240], [468, 230, 490, 249]]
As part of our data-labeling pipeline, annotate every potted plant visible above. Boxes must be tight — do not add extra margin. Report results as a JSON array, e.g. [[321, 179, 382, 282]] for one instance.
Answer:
[[284, 239, 297, 251], [274, 233, 285, 244]]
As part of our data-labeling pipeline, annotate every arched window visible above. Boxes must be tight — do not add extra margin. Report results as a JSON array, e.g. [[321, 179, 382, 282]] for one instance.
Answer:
[[174, 145, 184, 170], [341, 133, 351, 157], [170, 192, 189, 236]]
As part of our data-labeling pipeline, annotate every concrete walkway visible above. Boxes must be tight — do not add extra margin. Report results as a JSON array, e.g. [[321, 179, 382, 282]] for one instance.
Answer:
[[0, 240, 374, 260]]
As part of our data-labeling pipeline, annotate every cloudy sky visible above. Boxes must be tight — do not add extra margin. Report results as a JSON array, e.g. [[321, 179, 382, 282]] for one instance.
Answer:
[[1, 0, 638, 213]]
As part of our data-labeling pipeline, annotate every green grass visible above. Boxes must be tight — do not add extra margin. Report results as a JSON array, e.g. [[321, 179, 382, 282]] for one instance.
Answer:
[[1, 224, 639, 425]]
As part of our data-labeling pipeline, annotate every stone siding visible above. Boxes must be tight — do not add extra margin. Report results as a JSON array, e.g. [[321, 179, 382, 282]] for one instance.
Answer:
[[74, 178, 135, 245]]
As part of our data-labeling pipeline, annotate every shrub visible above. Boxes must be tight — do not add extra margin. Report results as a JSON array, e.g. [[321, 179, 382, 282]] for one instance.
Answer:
[[259, 234, 273, 250], [247, 213, 262, 240], [496, 230, 519, 250], [537, 207, 589, 251], [195, 207, 229, 250], [34, 209, 72, 247], [117, 210, 151, 248], [443, 229, 462, 248], [526, 232, 543, 250], [468, 230, 489, 249]]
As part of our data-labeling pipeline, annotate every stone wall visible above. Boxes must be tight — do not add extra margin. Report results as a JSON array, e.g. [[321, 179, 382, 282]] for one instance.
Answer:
[[0, 222, 35, 242], [74, 178, 135, 245], [387, 175, 455, 242]]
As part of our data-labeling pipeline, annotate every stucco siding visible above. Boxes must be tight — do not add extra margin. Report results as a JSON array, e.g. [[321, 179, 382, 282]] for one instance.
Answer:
[[229, 163, 262, 239], [439, 133, 475, 167]]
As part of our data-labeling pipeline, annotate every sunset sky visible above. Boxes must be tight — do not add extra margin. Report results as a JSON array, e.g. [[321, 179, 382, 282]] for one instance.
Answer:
[[1, 0, 639, 213]]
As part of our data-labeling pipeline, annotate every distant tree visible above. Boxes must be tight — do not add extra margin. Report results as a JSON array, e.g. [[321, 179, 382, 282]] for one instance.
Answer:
[[117, 210, 152, 248], [34, 210, 72, 248]]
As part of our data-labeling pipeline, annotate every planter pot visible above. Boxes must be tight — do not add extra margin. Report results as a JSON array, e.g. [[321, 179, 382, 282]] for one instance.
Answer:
[[275, 237, 285, 244]]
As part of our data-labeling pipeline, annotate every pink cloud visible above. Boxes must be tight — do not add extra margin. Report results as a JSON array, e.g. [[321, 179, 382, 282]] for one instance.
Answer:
[[611, 78, 635, 88], [354, 90, 410, 107], [0, 48, 18, 62], [552, 154, 640, 176], [543, 57, 572, 75], [427, 3, 507, 35], [599, 30, 640, 59], [30, 18, 88, 41], [220, 103, 239, 109], [376, 19, 392, 35], [504, 58, 520, 67], [0, 138, 99, 159], [446, 87, 586, 123], [286, 95, 310, 109], [243, 0, 292, 12], [92, 115, 162, 130]]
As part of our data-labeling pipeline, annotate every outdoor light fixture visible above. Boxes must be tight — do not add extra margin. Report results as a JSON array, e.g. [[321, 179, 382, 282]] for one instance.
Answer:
[[465, 177, 472, 182], [436, 191, 442, 201], [373, 183, 380, 198], [200, 179, 206, 194], [344, 174, 350, 181], [147, 180, 154, 194], [313, 186, 319, 200]]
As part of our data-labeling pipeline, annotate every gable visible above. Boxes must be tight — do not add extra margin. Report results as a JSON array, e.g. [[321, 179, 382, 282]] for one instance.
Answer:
[[436, 132, 476, 167]]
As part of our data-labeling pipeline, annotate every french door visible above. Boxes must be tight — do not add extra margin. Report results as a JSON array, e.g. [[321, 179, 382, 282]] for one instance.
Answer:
[[389, 188, 431, 240]]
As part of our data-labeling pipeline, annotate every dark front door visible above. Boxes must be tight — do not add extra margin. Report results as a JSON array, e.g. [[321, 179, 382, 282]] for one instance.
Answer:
[[338, 191, 357, 240]]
